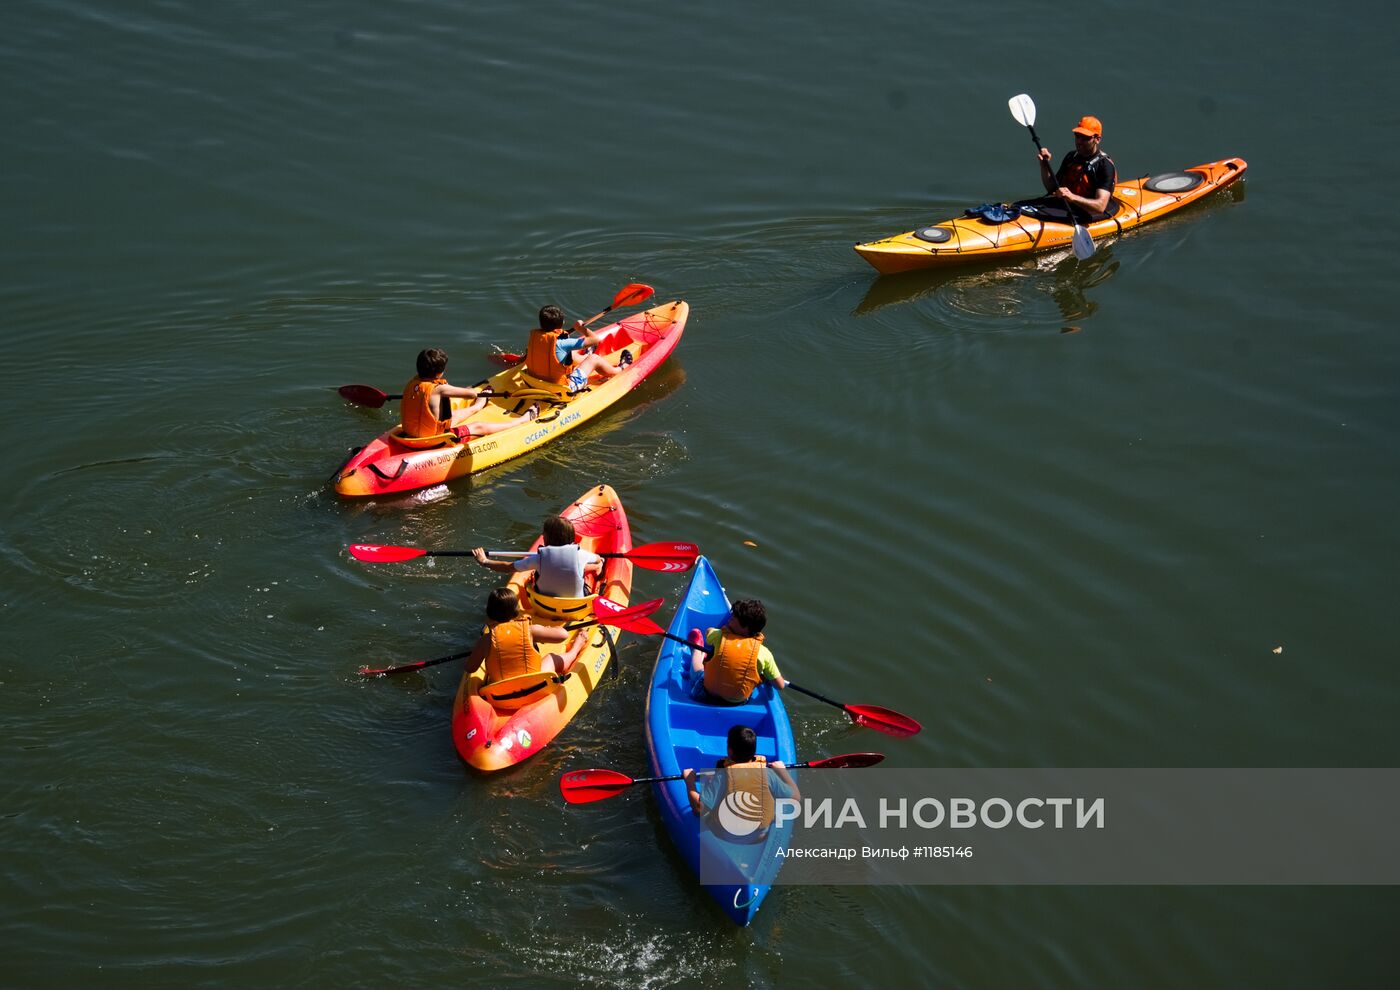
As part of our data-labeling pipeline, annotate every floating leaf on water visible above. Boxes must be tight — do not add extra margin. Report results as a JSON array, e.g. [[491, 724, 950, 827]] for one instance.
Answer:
[[743, 540, 758, 547], [1272, 646, 1283, 654]]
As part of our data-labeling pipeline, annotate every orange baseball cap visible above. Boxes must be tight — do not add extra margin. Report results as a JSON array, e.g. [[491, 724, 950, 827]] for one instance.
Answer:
[[1072, 115, 1103, 138]]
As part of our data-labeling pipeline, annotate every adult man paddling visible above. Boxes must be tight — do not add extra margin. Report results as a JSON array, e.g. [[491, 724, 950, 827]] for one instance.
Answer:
[[1034, 115, 1116, 222]]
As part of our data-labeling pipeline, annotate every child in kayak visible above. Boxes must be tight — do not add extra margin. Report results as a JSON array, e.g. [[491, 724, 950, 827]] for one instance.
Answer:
[[687, 598, 787, 704], [401, 347, 537, 440], [471, 515, 603, 598], [465, 586, 587, 681], [682, 724, 798, 830], [524, 304, 632, 395]]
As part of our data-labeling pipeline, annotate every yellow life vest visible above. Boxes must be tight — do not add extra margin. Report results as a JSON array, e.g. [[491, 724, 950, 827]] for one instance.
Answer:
[[703, 630, 764, 703], [401, 375, 449, 438], [483, 615, 543, 683], [525, 329, 571, 385], [708, 755, 775, 832]]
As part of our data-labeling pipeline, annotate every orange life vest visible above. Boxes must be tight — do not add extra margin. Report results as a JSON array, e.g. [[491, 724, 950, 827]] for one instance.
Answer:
[[708, 755, 775, 832], [525, 329, 571, 385], [1059, 152, 1114, 200], [703, 630, 764, 703], [483, 615, 543, 683], [401, 375, 449, 438]]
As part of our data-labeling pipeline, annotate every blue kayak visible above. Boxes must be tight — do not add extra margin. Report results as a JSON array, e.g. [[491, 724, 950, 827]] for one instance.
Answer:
[[643, 555, 797, 926]]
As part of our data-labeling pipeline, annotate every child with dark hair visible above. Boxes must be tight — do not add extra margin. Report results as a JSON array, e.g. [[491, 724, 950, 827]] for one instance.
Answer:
[[401, 348, 536, 440], [471, 515, 603, 598], [523, 304, 631, 394], [682, 724, 799, 826], [688, 598, 786, 704], [464, 586, 587, 681]]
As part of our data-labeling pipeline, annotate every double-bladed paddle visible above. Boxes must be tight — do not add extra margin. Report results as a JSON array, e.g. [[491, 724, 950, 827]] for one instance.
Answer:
[[336, 383, 561, 410], [490, 282, 656, 364], [356, 596, 664, 677], [586, 601, 923, 739], [784, 683, 922, 738], [1008, 93, 1096, 260], [347, 540, 699, 572], [558, 752, 886, 804]]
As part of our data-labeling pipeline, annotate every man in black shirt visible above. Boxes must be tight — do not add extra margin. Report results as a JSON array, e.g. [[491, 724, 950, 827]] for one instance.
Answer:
[[1036, 115, 1117, 221]]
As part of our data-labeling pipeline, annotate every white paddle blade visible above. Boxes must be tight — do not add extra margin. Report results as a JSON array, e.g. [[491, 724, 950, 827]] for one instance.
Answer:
[[1071, 224, 1096, 260], [1008, 93, 1036, 128]]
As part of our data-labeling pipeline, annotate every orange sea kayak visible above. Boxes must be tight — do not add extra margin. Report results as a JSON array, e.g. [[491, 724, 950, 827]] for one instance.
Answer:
[[854, 157, 1247, 274]]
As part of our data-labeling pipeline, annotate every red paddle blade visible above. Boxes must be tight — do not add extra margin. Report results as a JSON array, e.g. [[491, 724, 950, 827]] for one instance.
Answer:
[[612, 283, 655, 310], [809, 752, 886, 769], [559, 768, 635, 804], [591, 596, 665, 630], [488, 348, 524, 366], [338, 384, 390, 408], [359, 660, 424, 677], [614, 613, 665, 634], [847, 705, 922, 738], [348, 544, 428, 563], [625, 541, 700, 572]]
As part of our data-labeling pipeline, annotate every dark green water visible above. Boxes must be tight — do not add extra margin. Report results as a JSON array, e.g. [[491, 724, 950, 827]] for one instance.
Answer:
[[4, 1, 1398, 986]]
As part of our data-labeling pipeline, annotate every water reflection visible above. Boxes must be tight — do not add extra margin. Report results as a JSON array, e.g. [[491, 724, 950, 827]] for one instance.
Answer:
[[854, 250, 1119, 327]]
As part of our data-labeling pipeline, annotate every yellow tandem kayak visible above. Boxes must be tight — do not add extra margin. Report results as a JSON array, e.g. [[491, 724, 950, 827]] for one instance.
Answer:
[[332, 301, 689, 497]]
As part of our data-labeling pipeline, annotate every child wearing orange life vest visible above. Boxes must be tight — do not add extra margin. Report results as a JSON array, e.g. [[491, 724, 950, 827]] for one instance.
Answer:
[[688, 598, 787, 705], [682, 725, 798, 826], [401, 348, 537, 440], [464, 587, 588, 682], [524, 304, 632, 395]]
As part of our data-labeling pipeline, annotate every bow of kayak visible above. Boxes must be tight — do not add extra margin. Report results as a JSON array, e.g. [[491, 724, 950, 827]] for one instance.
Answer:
[[855, 157, 1247, 274]]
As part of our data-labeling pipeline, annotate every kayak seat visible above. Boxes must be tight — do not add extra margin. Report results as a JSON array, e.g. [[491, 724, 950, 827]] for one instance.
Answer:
[[523, 588, 596, 624], [517, 372, 571, 398], [479, 670, 570, 710], [391, 429, 459, 450]]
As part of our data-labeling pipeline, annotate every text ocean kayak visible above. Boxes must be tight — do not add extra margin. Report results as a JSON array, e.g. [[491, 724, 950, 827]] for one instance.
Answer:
[[854, 157, 1247, 274], [452, 484, 633, 772], [643, 556, 797, 926], [333, 301, 688, 497]]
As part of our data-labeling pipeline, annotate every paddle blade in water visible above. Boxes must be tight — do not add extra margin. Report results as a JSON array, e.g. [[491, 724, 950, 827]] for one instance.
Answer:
[[809, 752, 886, 769], [559, 768, 635, 804], [1071, 225, 1096, 260], [348, 544, 428, 563], [488, 348, 523, 366], [338, 384, 390, 408], [848, 705, 922, 738]]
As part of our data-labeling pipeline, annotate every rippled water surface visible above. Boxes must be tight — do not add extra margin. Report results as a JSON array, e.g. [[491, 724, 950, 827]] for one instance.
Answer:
[[4, 0, 1398, 986]]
